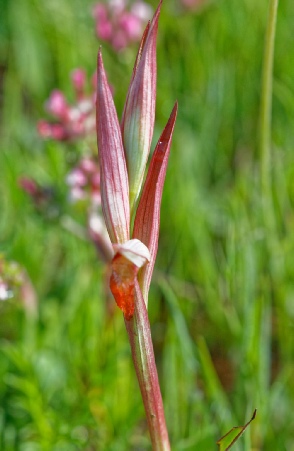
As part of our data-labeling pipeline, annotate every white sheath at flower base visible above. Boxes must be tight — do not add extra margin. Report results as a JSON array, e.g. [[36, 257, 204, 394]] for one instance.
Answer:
[[113, 239, 150, 268]]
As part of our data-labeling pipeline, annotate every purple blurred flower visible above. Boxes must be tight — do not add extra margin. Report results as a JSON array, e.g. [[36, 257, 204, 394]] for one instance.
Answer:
[[93, 1, 153, 51], [38, 69, 96, 142]]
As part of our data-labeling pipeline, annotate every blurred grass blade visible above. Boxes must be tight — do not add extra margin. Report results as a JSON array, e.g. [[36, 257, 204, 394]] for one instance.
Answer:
[[217, 409, 257, 451], [197, 336, 234, 428], [158, 277, 197, 374]]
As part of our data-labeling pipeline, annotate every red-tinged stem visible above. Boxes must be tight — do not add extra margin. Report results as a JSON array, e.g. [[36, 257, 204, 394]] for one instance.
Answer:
[[124, 280, 170, 450]]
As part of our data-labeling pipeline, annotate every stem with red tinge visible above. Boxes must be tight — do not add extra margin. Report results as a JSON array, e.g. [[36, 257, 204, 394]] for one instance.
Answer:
[[124, 280, 170, 451]]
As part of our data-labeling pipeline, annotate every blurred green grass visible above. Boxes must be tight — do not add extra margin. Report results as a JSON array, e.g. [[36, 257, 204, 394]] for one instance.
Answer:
[[1, 0, 294, 449]]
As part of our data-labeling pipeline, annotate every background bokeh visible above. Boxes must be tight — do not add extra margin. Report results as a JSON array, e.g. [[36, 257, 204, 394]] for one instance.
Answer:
[[1, 0, 294, 449]]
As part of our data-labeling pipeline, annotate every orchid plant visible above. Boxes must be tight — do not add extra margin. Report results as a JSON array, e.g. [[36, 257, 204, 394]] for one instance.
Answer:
[[96, 2, 177, 449]]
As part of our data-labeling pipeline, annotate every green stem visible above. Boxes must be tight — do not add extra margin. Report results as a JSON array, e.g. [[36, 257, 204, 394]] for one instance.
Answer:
[[255, 3, 280, 446], [259, 0, 279, 232], [124, 281, 170, 450]]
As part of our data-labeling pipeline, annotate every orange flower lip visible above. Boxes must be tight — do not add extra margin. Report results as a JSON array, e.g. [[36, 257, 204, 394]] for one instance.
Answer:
[[110, 239, 150, 319]]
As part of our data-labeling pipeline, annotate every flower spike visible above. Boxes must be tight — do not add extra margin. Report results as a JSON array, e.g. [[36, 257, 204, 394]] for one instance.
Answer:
[[96, 49, 130, 244], [133, 102, 178, 304], [121, 1, 162, 214]]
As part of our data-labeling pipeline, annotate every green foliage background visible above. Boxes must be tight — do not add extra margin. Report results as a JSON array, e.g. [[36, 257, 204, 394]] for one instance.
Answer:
[[1, 0, 294, 449]]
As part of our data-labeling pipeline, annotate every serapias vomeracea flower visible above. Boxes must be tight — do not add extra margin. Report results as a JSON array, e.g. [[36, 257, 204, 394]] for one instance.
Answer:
[[96, 0, 177, 319]]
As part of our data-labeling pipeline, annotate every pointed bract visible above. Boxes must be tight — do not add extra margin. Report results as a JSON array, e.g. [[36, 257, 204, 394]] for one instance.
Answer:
[[133, 102, 178, 304], [121, 2, 162, 214], [96, 50, 130, 244], [128, 21, 151, 89]]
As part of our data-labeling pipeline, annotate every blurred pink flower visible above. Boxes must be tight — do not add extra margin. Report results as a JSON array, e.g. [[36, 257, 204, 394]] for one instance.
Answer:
[[37, 69, 96, 142], [66, 157, 113, 262], [71, 68, 87, 95], [46, 90, 68, 117], [19, 177, 55, 207], [88, 210, 113, 262], [93, 1, 153, 51], [120, 12, 142, 39], [0, 256, 37, 315], [0, 279, 11, 301], [19, 177, 38, 197], [66, 157, 101, 206]]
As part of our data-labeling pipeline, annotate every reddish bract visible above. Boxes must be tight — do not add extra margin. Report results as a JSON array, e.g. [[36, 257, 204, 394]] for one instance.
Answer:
[[96, 51, 130, 244], [121, 2, 161, 212], [133, 102, 178, 303]]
